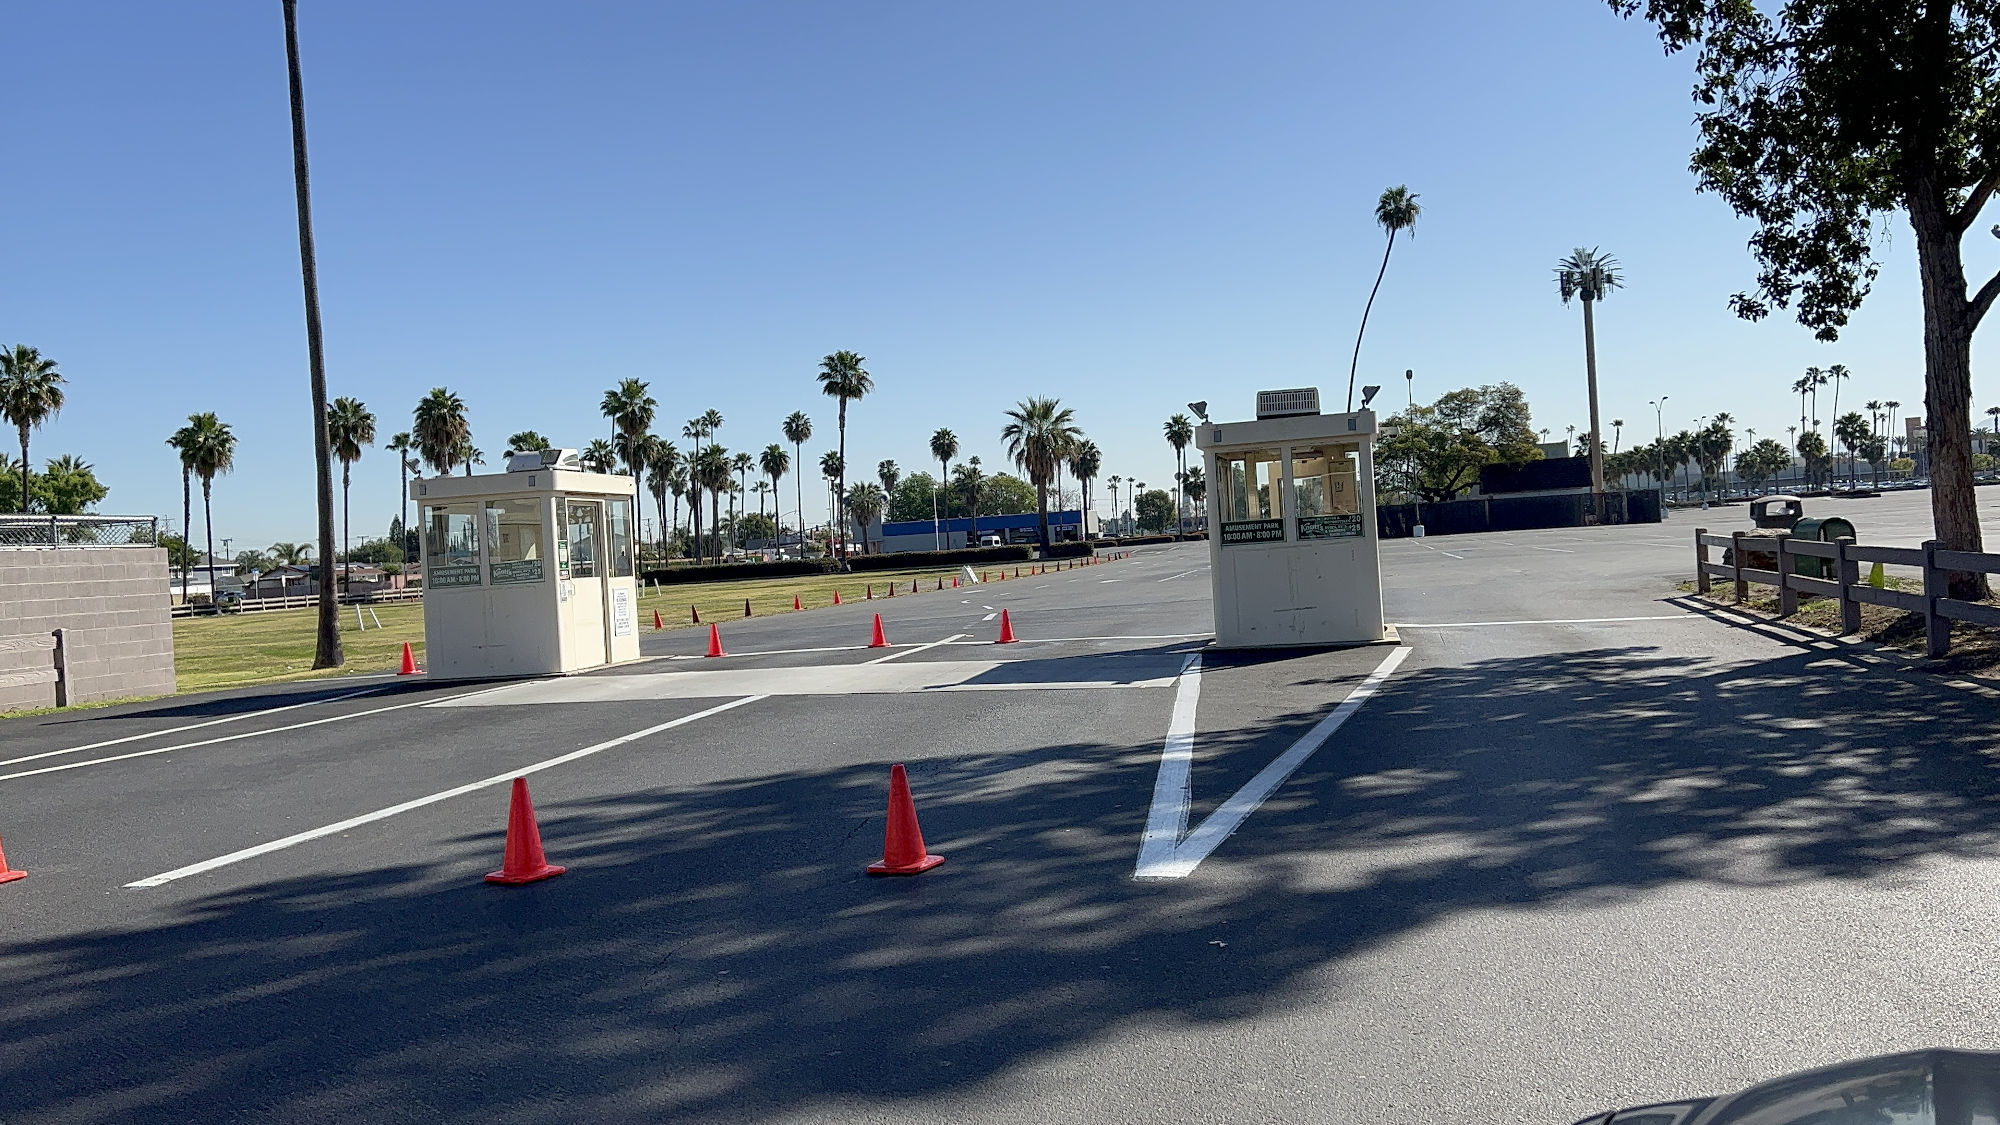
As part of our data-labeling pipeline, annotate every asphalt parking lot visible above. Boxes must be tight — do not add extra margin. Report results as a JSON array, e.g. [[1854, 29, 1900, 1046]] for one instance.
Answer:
[[6, 507, 2000, 1124]]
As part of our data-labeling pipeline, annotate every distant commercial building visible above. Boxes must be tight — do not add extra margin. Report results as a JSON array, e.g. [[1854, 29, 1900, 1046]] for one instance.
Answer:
[[878, 510, 1096, 553]]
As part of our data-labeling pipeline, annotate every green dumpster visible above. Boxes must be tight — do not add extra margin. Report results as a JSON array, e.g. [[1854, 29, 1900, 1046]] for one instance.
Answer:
[[1791, 516, 1857, 578]]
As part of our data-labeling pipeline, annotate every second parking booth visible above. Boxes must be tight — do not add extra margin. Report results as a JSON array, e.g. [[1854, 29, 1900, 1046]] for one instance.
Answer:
[[412, 450, 643, 679]]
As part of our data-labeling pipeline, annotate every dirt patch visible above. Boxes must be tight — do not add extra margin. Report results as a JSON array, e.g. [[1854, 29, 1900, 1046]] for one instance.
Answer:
[[1677, 576, 2000, 677]]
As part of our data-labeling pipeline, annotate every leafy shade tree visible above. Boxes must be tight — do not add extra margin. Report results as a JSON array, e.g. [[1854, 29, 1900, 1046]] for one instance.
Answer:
[[735, 512, 777, 545], [1134, 489, 1177, 534], [0, 345, 65, 513], [959, 470, 1034, 518], [846, 481, 887, 552], [783, 411, 812, 551], [1003, 397, 1085, 549], [1613, 0, 2000, 597], [281, 0, 342, 667], [413, 388, 469, 475], [1434, 384, 1544, 461], [506, 431, 550, 454], [816, 352, 873, 563], [601, 378, 657, 516], [1554, 247, 1624, 493], [36, 455, 107, 515], [326, 396, 376, 591], [1163, 414, 1194, 526], [1375, 406, 1500, 502], [159, 535, 200, 582], [887, 472, 942, 523], [929, 428, 958, 527], [1349, 185, 1423, 412], [186, 413, 237, 599], [760, 444, 790, 538]]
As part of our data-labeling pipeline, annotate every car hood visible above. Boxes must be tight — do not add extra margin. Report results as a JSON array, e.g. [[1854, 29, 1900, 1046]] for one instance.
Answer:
[[1572, 1048, 2000, 1125]]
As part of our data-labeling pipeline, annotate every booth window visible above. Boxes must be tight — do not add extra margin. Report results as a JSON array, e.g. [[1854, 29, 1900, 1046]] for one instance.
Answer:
[[1292, 443, 1364, 539], [566, 501, 601, 579], [485, 498, 545, 584], [605, 498, 635, 578], [1216, 448, 1286, 544], [424, 504, 482, 587]]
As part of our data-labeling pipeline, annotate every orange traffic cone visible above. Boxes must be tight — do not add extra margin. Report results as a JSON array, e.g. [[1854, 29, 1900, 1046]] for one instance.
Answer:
[[485, 778, 565, 885], [398, 642, 419, 675], [869, 613, 889, 648], [996, 609, 1018, 644], [744, 598, 753, 617], [834, 590, 842, 605], [867, 764, 944, 876], [794, 594, 804, 611], [705, 623, 727, 658], [691, 605, 701, 624], [653, 608, 664, 630], [0, 831, 27, 884], [866, 584, 874, 599], [936, 577, 943, 591], [953, 576, 960, 588], [912, 579, 919, 594]]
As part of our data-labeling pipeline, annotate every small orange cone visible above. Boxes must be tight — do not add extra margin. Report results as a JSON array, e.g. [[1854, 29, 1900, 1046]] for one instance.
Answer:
[[869, 613, 889, 648], [0, 832, 27, 884], [834, 590, 842, 605], [705, 623, 727, 658], [653, 608, 664, 630], [867, 764, 944, 876], [485, 778, 565, 885], [996, 609, 1018, 644], [398, 642, 419, 675], [744, 598, 753, 617], [952, 576, 960, 588], [794, 594, 804, 611]]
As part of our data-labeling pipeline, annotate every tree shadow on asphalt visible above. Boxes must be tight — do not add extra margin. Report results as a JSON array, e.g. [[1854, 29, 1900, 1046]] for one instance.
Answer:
[[4, 643, 1998, 1121]]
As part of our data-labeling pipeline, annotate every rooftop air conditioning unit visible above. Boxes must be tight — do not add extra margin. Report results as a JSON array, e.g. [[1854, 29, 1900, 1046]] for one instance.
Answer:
[[507, 448, 583, 473], [1255, 388, 1320, 419]]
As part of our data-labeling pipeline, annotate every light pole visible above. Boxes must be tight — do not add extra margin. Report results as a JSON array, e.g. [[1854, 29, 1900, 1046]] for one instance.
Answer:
[[1405, 368, 1414, 411], [1649, 397, 1668, 503]]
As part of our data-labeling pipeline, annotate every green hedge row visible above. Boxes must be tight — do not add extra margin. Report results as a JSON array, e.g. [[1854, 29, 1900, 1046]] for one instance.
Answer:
[[1042, 541, 1097, 559], [847, 544, 1034, 571]]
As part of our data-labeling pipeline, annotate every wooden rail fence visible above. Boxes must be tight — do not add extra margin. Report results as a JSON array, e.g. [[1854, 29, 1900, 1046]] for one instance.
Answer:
[[1694, 526, 2000, 657]]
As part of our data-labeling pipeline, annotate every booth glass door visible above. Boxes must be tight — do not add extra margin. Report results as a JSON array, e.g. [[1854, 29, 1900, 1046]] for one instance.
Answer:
[[565, 500, 613, 666]]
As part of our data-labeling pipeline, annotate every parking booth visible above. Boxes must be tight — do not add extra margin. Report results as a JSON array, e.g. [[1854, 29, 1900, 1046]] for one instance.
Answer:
[[412, 450, 643, 679], [1194, 390, 1388, 648]]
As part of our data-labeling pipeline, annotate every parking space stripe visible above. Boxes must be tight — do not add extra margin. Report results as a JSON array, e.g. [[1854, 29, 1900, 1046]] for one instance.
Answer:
[[0, 685, 387, 770]]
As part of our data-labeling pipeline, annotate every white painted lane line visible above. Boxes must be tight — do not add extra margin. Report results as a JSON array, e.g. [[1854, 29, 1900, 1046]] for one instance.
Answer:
[[1416, 543, 1467, 559], [1157, 569, 1203, 582], [863, 633, 968, 665], [0, 685, 511, 784], [1035, 584, 1051, 589], [0, 685, 388, 770], [1394, 615, 1694, 628], [980, 612, 997, 622], [939, 633, 1212, 645], [1531, 546, 1575, 554], [125, 694, 767, 889], [682, 642, 871, 659], [1135, 646, 1411, 879], [1135, 655, 1202, 872]]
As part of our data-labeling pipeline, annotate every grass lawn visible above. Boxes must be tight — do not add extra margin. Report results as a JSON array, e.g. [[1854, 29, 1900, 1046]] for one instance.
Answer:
[[170, 558, 1098, 693]]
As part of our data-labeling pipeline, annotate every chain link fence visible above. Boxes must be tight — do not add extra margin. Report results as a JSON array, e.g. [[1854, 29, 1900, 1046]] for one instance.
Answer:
[[0, 514, 161, 549]]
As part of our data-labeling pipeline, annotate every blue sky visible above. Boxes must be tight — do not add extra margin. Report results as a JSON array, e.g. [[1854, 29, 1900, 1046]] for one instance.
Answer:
[[5, 2, 1988, 550]]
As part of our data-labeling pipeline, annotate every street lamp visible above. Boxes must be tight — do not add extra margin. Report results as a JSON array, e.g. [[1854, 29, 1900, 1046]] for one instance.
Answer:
[[1405, 369, 1414, 410], [1649, 397, 1668, 502]]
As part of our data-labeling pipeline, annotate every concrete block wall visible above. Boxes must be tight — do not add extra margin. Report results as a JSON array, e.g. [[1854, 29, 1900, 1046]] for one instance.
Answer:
[[0, 548, 175, 712]]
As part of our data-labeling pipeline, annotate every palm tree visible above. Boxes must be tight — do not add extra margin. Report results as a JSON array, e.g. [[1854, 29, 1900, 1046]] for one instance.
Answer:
[[269, 542, 314, 566], [760, 444, 790, 542], [1825, 364, 1851, 448], [1002, 397, 1084, 549], [1107, 474, 1123, 533], [326, 396, 376, 592], [695, 444, 732, 559], [1988, 406, 2000, 434], [281, 0, 342, 666], [1181, 465, 1206, 510], [1348, 185, 1423, 412], [166, 421, 199, 601], [457, 443, 484, 476], [1163, 414, 1194, 530], [680, 410, 724, 562], [601, 378, 657, 516], [818, 450, 843, 550], [1554, 247, 1624, 494], [384, 431, 414, 551], [0, 345, 65, 513], [1071, 439, 1101, 531], [1611, 419, 1624, 454], [413, 388, 469, 475], [186, 413, 237, 606], [963, 456, 984, 543], [1793, 374, 1814, 438], [1834, 412, 1872, 482], [846, 482, 887, 553], [782, 412, 812, 553], [1886, 400, 1902, 445], [647, 439, 682, 553], [929, 428, 959, 547], [878, 459, 900, 498], [816, 352, 873, 562], [732, 450, 755, 534], [506, 431, 550, 454], [1865, 400, 1884, 437], [1805, 366, 1829, 443]]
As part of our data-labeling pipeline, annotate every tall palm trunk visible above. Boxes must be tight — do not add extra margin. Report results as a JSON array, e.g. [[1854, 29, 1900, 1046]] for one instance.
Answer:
[[283, 0, 342, 668], [16, 424, 28, 514], [1582, 296, 1605, 493], [397, 456, 408, 558], [1035, 481, 1050, 549], [835, 402, 848, 568], [341, 463, 350, 594], [1347, 229, 1399, 412], [793, 440, 805, 554], [201, 478, 217, 615], [710, 491, 721, 559], [180, 467, 192, 603], [691, 485, 703, 563]]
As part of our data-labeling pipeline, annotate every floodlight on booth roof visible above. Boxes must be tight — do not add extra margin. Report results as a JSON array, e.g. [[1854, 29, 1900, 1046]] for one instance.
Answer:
[[1187, 401, 1210, 423], [1360, 385, 1382, 408]]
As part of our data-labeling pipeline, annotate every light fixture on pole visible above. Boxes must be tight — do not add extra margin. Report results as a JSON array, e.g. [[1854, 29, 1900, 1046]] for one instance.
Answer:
[[1360, 385, 1382, 409], [1405, 369, 1414, 410], [1187, 401, 1209, 424]]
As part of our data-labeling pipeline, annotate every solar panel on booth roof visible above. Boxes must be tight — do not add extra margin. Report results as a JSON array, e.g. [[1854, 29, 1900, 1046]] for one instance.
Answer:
[[1254, 388, 1320, 419]]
